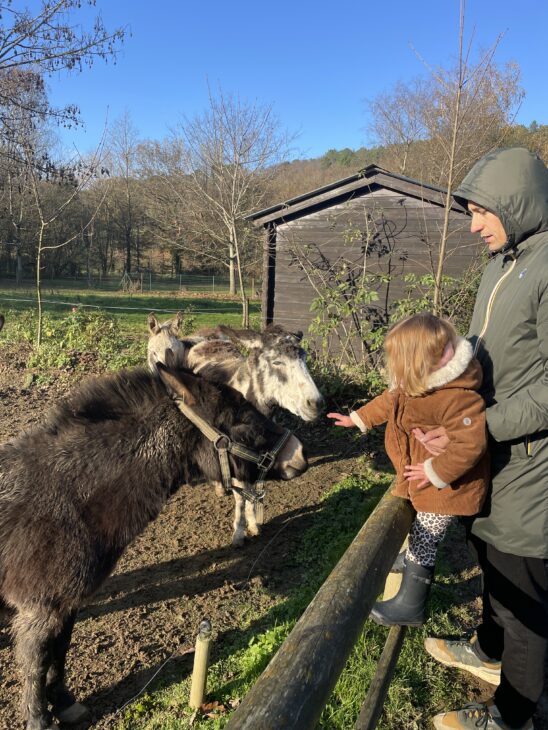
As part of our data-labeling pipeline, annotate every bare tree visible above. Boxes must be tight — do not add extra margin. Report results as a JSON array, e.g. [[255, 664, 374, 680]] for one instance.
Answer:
[[367, 0, 523, 313], [0, 1, 123, 293], [22, 141, 108, 344], [0, 0, 124, 138], [105, 111, 144, 275], [174, 86, 294, 297], [424, 5, 523, 311], [367, 79, 429, 175]]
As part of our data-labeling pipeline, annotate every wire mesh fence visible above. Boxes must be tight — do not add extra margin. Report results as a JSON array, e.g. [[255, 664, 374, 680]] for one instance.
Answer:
[[0, 272, 261, 296]]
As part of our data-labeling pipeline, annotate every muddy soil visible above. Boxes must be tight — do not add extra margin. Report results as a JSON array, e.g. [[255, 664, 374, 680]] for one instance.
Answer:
[[0, 343, 545, 729]]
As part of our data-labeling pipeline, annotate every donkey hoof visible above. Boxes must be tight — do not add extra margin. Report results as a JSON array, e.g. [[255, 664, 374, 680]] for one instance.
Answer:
[[231, 533, 246, 548], [26, 718, 58, 730], [56, 701, 90, 725]]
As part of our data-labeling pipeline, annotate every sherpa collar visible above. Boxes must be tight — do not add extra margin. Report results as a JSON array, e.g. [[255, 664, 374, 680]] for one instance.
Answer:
[[425, 337, 473, 390]]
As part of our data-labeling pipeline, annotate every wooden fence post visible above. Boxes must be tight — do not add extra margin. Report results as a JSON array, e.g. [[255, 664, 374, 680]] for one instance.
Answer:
[[224, 491, 413, 730], [189, 619, 212, 709], [354, 625, 407, 730]]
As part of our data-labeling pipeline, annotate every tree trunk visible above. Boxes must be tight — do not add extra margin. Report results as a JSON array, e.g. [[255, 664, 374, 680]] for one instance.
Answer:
[[433, 3, 465, 316], [229, 242, 236, 295], [36, 226, 44, 347], [125, 227, 132, 274], [16, 246, 23, 286]]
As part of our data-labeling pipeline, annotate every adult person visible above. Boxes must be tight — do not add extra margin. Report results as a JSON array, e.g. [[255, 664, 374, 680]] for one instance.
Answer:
[[412, 147, 548, 730]]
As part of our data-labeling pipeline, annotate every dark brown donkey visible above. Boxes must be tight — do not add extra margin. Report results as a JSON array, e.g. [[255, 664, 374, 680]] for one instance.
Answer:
[[0, 361, 307, 730]]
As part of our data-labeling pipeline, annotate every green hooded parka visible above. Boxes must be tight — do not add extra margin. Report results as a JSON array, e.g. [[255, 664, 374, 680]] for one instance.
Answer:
[[453, 147, 548, 558]]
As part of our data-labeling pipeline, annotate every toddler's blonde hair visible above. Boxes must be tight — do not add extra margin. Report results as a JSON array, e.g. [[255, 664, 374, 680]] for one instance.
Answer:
[[384, 312, 457, 396]]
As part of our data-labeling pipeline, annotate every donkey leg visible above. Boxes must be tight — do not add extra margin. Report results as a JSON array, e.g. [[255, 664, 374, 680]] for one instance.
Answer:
[[244, 498, 260, 537], [231, 489, 246, 547], [212, 480, 226, 498], [13, 606, 61, 730], [46, 610, 89, 725]]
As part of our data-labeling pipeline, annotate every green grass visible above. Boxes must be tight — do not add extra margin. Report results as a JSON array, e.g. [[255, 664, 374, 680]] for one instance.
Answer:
[[0, 285, 259, 377], [0, 285, 261, 336], [115, 471, 481, 730]]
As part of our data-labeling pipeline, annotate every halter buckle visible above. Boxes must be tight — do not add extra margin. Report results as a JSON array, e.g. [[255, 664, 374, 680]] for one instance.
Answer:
[[257, 451, 276, 471], [214, 434, 231, 452]]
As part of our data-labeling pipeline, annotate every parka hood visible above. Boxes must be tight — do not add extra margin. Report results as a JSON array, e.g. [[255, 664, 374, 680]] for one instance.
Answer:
[[453, 147, 548, 246], [426, 337, 481, 391]]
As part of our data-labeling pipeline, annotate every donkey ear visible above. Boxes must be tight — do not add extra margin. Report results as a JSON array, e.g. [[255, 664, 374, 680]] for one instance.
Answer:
[[173, 311, 184, 333], [156, 361, 198, 405], [147, 312, 160, 335]]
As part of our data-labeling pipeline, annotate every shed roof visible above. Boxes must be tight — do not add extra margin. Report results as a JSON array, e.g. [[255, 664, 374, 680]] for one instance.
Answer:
[[248, 164, 468, 226]]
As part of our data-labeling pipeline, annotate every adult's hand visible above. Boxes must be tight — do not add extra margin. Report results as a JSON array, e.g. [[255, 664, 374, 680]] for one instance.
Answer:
[[412, 426, 449, 455], [327, 412, 355, 428], [403, 463, 429, 489]]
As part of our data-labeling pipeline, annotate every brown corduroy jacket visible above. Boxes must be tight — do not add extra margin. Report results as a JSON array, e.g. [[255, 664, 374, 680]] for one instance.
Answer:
[[351, 338, 489, 515]]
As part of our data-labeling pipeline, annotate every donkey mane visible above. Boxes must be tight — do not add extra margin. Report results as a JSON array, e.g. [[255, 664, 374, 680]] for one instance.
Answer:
[[44, 367, 163, 427], [181, 338, 243, 387]]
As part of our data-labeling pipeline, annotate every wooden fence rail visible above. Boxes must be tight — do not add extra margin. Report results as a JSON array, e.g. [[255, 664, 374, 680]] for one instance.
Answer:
[[225, 490, 414, 730]]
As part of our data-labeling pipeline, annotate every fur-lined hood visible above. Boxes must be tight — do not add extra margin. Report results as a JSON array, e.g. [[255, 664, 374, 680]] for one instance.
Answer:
[[426, 337, 482, 391]]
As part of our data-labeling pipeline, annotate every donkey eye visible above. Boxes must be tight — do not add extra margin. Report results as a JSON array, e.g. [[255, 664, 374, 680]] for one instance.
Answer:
[[273, 360, 284, 366]]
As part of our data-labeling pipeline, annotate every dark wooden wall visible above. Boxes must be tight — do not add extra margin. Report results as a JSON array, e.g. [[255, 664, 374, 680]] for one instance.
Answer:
[[264, 187, 480, 333]]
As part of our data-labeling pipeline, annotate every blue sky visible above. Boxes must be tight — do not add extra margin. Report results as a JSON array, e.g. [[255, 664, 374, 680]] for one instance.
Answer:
[[45, 0, 548, 160]]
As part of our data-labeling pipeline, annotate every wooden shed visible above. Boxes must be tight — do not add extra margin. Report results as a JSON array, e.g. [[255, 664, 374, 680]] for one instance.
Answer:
[[248, 165, 481, 336]]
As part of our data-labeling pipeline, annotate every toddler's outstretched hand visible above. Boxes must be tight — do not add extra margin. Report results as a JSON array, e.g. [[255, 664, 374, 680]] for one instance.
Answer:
[[327, 412, 355, 428]]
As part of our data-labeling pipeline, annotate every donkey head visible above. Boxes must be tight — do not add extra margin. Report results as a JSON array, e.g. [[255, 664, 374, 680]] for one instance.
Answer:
[[222, 325, 324, 422], [147, 311, 187, 372], [157, 358, 308, 485]]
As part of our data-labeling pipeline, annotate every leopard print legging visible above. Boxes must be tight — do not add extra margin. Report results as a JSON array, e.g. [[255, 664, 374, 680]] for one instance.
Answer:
[[407, 511, 454, 568]]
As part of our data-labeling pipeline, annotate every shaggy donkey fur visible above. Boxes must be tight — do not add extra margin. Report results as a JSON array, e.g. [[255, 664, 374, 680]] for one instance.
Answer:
[[147, 321, 323, 545], [0, 363, 306, 730]]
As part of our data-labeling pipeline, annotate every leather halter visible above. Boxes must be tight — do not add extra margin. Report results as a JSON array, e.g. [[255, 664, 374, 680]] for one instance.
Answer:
[[174, 396, 292, 504]]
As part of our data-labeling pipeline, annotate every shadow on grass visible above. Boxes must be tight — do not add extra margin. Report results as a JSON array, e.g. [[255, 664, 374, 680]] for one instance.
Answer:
[[82, 478, 389, 725]]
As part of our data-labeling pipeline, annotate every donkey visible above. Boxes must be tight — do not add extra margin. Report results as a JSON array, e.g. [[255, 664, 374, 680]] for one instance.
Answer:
[[0, 360, 307, 730], [147, 320, 323, 545]]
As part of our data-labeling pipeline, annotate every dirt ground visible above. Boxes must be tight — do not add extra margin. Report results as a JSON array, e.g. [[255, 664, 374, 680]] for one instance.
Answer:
[[0, 344, 546, 729]]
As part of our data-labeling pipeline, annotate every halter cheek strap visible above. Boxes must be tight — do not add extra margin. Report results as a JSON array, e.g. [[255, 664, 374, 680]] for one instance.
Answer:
[[174, 397, 292, 503]]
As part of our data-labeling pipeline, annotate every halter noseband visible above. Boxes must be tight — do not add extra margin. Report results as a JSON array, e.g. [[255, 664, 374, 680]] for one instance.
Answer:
[[174, 396, 292, 504]]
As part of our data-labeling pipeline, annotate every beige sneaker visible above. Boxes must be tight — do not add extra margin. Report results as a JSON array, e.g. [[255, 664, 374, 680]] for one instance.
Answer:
[[424, 635, 501, 685], [432, 701, 533, 729]]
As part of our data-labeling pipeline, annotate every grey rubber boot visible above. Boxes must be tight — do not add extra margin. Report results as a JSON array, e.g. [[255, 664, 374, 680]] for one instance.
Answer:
[[370, 560, 434, 627]]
